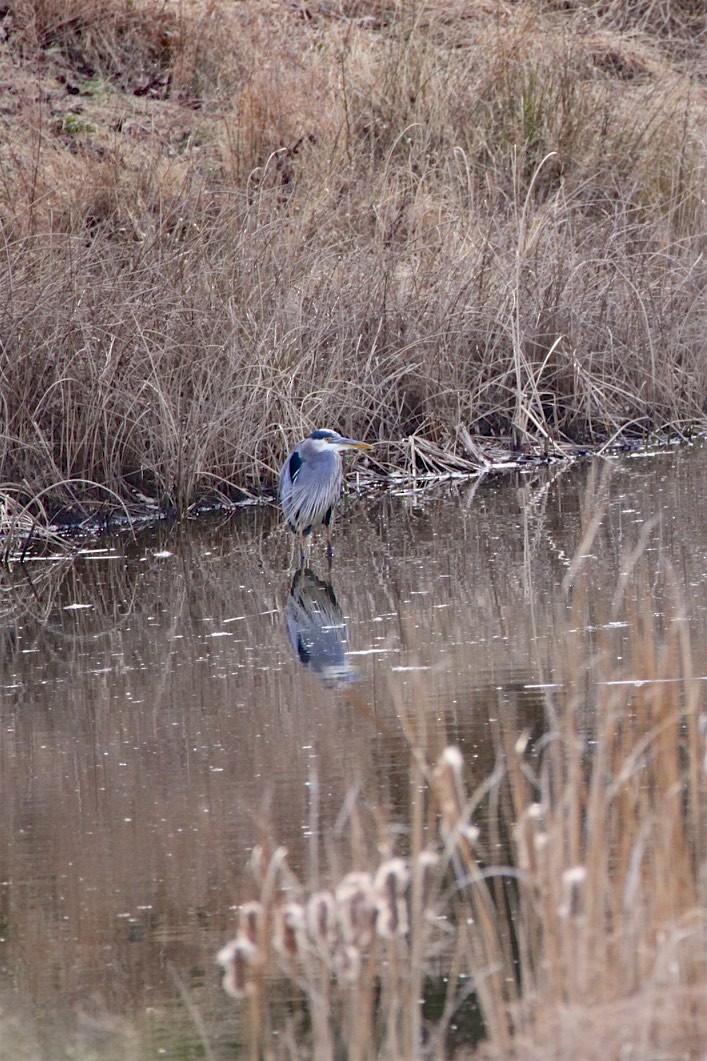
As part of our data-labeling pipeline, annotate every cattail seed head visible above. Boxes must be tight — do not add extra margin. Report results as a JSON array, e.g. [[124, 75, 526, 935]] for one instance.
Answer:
[[459, 823, 480, 846], [558, 865, 587, 920], [441, 745, 464, 772], [217, 936, 258, 999], [274, 902, 304, 959], [374, 858, 409, 939], [335, 872, 375, 947], [515, 729, 532, 756], [416, 849, 440, 913], [306, 890, 337, 951], [434, 746, 467, 839], [239, 901, 263, 947], [533, 831, 550, 858], [515, 803, 546, 872]]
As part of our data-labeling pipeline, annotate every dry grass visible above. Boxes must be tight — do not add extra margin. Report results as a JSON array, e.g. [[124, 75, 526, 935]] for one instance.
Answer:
[[217, 561, 706, 1057], [0, 0, 706, 516]]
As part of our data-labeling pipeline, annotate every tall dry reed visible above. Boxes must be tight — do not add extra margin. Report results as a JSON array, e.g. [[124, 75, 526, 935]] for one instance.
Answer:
[[218, 563, 706, 1057], [1, 0, 706, 514]]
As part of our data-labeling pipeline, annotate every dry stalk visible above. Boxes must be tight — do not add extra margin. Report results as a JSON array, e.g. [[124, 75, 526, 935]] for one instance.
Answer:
[[217, 517, 705, 1056], [0, 0, 705, 511]]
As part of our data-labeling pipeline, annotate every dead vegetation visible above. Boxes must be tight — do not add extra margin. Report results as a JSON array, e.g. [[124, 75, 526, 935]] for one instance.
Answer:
[[0, 0, 706, 517], [217, 562, 707, 1058]]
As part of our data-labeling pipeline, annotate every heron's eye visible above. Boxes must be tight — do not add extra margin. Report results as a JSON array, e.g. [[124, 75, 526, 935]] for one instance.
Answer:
[[289, 450, 303, 482]]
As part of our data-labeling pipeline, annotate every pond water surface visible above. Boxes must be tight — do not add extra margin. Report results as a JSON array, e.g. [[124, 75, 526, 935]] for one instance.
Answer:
[[1, 443, 706, 1057]]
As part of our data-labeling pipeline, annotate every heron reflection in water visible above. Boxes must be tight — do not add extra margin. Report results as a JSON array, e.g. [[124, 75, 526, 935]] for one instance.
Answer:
[[285, 567, 357, 688], [279, 428, 372, 565]]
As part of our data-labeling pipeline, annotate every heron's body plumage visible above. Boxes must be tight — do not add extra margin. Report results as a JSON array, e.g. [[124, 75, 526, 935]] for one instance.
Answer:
[[279, 441, 343, 535]]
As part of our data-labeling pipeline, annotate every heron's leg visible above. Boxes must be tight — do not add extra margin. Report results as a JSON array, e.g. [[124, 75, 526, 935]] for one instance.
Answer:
[[324, 508, 334, 566], [289, 528, 302, 569]]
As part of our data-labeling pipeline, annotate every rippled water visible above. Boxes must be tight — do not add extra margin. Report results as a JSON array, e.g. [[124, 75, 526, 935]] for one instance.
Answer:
[[1, 443, 705, 1056]]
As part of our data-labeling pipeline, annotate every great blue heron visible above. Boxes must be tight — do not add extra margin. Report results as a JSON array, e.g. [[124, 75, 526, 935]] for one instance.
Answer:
[[278, 428, 372, 560]]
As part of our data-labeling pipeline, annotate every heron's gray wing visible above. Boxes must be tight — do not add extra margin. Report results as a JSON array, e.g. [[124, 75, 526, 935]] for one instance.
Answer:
[[279, 451, 302, 499], [287, 450, 303, 483], [284, 450, 342, 533], [279, 449, 305, 526]]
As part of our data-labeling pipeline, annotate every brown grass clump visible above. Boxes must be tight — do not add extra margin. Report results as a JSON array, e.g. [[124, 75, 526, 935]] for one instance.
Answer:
[[217, 561, 706, 1057], [0, 0, 706, 515]]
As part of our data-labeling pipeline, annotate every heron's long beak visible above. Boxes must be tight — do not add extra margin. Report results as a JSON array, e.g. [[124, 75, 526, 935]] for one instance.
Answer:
[[329, 438, 373, 450]]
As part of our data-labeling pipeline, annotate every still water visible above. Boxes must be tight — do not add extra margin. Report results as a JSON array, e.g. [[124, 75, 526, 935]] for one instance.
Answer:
[[1, 444, 706, 1057]]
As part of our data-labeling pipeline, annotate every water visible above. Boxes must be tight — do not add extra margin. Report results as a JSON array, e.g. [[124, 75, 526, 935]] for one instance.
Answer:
[[1, 443, 705, 1057]]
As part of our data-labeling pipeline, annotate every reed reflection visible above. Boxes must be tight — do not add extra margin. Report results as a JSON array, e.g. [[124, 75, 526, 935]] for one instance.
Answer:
[[285, 566, 358, 688]]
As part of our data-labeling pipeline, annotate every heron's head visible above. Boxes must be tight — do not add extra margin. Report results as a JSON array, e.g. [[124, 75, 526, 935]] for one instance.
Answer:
[[308, 428, 372, 454]]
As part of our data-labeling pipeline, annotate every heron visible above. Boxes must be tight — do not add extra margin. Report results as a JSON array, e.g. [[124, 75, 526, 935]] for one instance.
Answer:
[[278, 428, 372, 562]]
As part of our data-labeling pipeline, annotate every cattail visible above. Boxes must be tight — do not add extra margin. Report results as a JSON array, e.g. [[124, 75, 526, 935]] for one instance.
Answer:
[[415, 849, 441, 915], [433, 746, 467, 839], [306, 890, 337, 952], [217, 936, 258, 999], [534, 831, 549, 856], [274, 902, 305, 959], [459, 822, 480, 846], [558, 865, 587, 920], [373, 858, 410, 939], [514, 729, 532, 756], [239, 901, 263, 948], [514, 803, 546, 873], [248, 844, 290, 889], [335, 872, 375, 948]]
